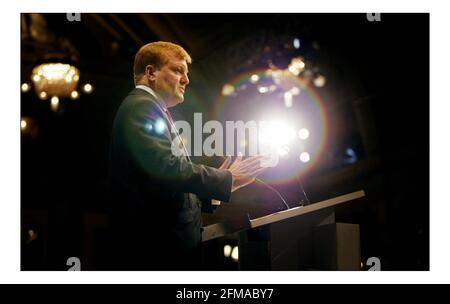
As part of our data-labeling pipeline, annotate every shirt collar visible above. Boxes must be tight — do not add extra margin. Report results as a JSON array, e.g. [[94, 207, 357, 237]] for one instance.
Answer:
[[135, 85, 167, 111]]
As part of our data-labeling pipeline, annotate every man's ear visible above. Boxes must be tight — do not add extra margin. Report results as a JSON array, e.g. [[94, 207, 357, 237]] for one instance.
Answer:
[[145, 64, 157, 81]]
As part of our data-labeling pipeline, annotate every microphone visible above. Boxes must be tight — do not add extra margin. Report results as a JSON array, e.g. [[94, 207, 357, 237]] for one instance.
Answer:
[[218, 155, 291, 211], [254, 178, 290, 211]]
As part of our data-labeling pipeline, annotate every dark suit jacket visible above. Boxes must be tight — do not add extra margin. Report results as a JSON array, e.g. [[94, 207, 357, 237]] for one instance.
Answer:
[[109, 88, 232, 269]]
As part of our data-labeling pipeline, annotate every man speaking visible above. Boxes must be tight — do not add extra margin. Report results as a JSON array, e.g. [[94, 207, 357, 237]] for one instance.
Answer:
[[109, 41, 266, 269]]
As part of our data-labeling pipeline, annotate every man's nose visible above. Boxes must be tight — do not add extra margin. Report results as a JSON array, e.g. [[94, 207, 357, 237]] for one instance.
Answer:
[[181, 74, 189, 86]]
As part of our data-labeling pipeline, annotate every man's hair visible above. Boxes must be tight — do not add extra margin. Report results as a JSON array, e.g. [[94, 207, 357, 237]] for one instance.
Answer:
[[133, 41, 192, 85]]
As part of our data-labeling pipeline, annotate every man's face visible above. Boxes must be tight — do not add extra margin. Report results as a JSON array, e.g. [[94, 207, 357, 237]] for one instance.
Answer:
[[153, 53, 189, 107]]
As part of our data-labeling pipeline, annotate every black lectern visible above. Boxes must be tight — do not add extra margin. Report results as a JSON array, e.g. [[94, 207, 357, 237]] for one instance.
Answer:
[[202, 190, 365, 270]]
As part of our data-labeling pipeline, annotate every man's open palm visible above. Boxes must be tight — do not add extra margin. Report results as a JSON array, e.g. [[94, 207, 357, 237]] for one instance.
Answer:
[[220, 154, 268, 192]]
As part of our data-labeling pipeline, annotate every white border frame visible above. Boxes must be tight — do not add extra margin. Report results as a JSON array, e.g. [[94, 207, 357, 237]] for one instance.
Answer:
[[1, 0, 448, 284]]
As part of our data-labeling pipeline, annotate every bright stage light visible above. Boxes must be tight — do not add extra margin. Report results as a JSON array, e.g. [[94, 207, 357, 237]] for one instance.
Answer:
[[259, 121, 296, 147], [50, 96, 59, 112], [21, 119, 27, 130], [21, 83, 30, 92], [231, 246, 239, 261], [222, 84, 235, 96], [250, 74, 259, 83], [313, 74, 326, 87], [39, 91, 48, 100], [298, 128, 310, 140], [224, 245, 232, 258], [70, 91, 79, 100], [300, 152, 310, 163], [293, 38, 301, 49], [258, 120, 296, 165], [258, 86, 269, 94], [288, 57, 306, 76], [83, 83, 93, 93]]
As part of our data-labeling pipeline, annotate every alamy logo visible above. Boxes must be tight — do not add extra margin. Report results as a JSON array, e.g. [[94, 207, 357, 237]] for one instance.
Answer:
[[66, 257, 81, 271], [366, 257, 381, 271], [66, 13, 81, 22], [366, 13, 381, 22], [147, 113, 312, 167]]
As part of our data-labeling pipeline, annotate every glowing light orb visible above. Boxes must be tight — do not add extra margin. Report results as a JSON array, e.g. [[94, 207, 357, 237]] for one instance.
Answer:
[[293, 38, 301, 49], [300, 152, 310, 163], [50, 96, 59, 112], [70, 91, 79, 99], [21, 83, 30, 92], [224, 245, 232, 257], [20, 119, 27, 130], [284, 91, 293, 108], [83, 83, 93, 93], [154, 119, 166, 134], [231, 246, 239, 261], [258, 86, 269, 94], [259, 121, 296, 146], [298, 128, 310, 140], [250, 74, 259, 83], [314, 75, 326, 88], [221, 84, 235, 96]]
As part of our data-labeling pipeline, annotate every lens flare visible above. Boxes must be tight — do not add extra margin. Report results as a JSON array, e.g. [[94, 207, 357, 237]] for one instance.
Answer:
[[213, 67, 329, 185]]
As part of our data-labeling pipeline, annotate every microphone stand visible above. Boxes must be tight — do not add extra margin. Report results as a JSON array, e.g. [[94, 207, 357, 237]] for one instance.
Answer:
[[218, 156, 291, 211], [254, 178, 290, 211], [295, 175, 311, 206]]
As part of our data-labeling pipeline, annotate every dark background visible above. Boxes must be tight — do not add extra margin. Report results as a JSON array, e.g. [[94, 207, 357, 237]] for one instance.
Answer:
[[20, 13, 429, 270]]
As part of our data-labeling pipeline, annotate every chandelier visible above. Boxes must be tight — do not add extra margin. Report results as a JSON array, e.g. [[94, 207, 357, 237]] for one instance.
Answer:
[[31, 63, 80, 99]]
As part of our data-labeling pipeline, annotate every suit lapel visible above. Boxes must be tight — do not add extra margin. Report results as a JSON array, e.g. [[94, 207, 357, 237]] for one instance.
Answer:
[[130, 88, 192, 162]]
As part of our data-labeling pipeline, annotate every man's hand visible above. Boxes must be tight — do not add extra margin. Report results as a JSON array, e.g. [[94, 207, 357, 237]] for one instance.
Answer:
[[220, 154, 268, 193]]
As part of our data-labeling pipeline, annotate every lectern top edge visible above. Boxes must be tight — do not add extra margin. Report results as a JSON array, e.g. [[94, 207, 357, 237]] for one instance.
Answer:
[[249, 190, 366, 228], [202, 190, 365, 242]]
